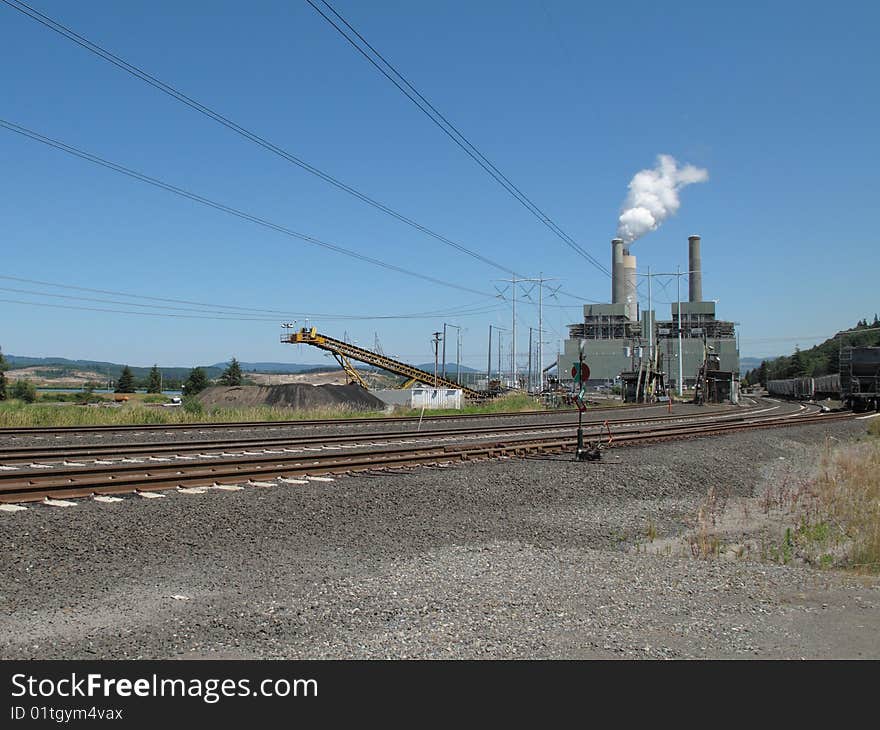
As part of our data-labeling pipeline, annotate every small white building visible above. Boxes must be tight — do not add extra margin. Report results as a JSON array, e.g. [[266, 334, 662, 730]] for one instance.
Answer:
[[411, 387, 462, 410]]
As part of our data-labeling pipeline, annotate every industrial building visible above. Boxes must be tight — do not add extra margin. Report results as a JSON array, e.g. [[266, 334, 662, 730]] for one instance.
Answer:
[[557, 235, 739, 391]]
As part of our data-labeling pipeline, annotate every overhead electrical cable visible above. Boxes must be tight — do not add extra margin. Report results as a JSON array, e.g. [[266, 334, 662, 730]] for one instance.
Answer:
[[305, 0, 611, 277], [0, 285, 501, 321], [0, 275, 500, 319], [0, 0, 521, 278], [0, 295, 504, 323], [0, 118, 493, 298]]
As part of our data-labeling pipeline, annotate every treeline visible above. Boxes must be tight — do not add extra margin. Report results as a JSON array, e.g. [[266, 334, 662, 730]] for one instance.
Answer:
[[744, 316, 880, 385], [115, 358, 246, 394], [0, 351, 248, 401]]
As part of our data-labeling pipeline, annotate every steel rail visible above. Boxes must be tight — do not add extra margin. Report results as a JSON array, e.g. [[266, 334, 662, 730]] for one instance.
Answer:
[[0, 403, 776, 463], [0, 409, 853, 504]]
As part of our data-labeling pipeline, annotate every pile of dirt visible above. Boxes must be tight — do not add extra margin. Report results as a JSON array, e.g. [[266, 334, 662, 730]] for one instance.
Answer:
[[197, 383, 386, 411]]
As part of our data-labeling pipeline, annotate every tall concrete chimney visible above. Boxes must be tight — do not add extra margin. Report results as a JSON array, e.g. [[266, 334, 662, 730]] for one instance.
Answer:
[[611, 238, 625, 304], [688, 234, 702, 303], [623, 248, 638, 321]]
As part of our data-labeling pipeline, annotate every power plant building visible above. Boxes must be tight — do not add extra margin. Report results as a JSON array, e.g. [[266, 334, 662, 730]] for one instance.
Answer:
[[557, 235, 739, 389]]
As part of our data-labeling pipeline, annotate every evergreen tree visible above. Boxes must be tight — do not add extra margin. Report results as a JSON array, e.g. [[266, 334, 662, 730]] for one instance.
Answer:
[[219, 357, 243, 386], [184, 367, 209, 395], [789, 347, 807, 377], [758, 360, 768, 386], [115, 365, 136, 393], [147, 364, 162, 394]]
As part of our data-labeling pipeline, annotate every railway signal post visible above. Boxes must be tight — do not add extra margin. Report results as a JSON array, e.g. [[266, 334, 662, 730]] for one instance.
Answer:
[[572, 343, 598, 460]]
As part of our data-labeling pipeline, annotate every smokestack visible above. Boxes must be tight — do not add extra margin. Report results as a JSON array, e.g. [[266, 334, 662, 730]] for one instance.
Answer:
[[688, 235, 702, 302], [611, 238, 624, 304], [623, 248, 637, 321]]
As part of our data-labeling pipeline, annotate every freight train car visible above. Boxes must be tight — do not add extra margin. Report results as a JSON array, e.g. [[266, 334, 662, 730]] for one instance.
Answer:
[[812, 374, 841, 400], [767, 377, 815, 399], [765, 347, 880, 412], [841, 346, 880, 412]]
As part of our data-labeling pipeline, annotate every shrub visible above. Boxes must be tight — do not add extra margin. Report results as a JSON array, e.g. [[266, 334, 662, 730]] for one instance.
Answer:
[[182, 396, 203, 414], [11, 380, 37, 403]]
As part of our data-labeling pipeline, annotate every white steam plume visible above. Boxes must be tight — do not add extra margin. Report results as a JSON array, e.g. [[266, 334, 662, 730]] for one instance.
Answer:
[[617, 154, 708, 244]]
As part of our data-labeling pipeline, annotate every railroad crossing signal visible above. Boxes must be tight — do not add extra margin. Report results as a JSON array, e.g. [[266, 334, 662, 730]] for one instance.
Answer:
[[571, 362, 590, 383]]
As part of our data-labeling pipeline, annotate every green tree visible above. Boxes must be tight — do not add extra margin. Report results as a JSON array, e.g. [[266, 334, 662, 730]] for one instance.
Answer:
[[11, 379, 37, 403], [788, 347, 807, 377], [147, 364, 162, 394], [219, 357, 243, 386], [184, 367, 209, 395], [115, 365, 136, 393]]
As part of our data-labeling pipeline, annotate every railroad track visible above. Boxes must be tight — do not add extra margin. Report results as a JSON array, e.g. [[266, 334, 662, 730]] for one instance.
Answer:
[[0, 407, 853, 505], [0, 403, 781, 465]]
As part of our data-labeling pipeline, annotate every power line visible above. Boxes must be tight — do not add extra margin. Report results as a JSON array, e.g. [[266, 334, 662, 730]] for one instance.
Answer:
[[0, 118, 492, 298], [0, 0, 520, 278], [0, 274, 500, 319], [306, 0, 611, 277], [0, 293, 505, 323], [2, 0, 606, 306]]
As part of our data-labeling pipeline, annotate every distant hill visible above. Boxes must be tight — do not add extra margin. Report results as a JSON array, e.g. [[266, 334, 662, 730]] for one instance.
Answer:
[[1, 354, 453, 383], [3, 356, 339, 382], [208, 361, 337, 374], [739, 357, 769, 376], [416, 363, 480, 374]]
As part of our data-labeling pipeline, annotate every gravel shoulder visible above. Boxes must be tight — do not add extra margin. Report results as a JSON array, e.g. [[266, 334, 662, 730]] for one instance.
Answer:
[[1, 420, 877, 659]]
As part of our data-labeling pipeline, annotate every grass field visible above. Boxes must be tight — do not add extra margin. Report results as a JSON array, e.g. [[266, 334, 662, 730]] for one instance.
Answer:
[[0, 392, 564, 428]]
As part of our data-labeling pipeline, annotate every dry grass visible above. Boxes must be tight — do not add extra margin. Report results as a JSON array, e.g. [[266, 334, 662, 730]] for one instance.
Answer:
[[0, 390, 555, 428], [807, 439, 880, 570], [756, 434, 880, 571], [686, 486, 726, 559], [0, 402, 384, 428]]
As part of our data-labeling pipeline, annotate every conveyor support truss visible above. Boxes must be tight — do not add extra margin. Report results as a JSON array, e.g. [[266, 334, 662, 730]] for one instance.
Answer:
[[281, 328, 483, 399]]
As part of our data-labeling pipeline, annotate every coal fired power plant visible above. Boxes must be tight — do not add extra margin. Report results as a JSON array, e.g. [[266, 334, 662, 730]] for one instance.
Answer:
[[558, 234, 740, 392]]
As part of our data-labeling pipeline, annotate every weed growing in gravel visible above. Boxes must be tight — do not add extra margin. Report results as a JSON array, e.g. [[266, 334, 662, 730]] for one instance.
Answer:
[[762, 438, 880, 572], [686, 486, 726, 559]]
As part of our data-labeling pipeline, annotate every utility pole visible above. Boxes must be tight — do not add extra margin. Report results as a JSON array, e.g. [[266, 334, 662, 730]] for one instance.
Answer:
[[647, 265, 653, 368], [516, 273, 558, 392], [527, 327, 533, 393], [495, 276, 518, 388], [677, 265, 684, 396], [538, 272, 544, 392], [442, 323, 460, 382], [432, 331, 442, 387], [441, 323, 447, 380], [487, 324, 493, 387], [637, 267, 693, 396], [456, 328, 462, 386], [512, 275, 517, 387]]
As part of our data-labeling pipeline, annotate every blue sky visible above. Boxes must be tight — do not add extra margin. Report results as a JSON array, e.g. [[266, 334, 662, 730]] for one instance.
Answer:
[[1, 0, 878, 369]]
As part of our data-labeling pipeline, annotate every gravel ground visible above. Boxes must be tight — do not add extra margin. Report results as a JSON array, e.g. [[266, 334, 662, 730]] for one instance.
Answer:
[[2, 418, 876, 660]]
